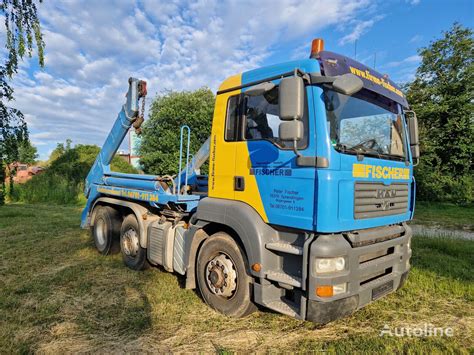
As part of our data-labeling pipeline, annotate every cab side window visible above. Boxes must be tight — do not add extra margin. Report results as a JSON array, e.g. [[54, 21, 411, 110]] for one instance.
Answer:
[[223, 84, 308, 149], [243, 86, 308, 149], [225, 95, 239, 141], [244, 88, 279, 141]]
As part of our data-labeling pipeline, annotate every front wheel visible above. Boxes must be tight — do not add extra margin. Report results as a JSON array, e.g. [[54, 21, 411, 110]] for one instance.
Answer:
[[196, 232, 257, 318], [120, 214, 149, 270]]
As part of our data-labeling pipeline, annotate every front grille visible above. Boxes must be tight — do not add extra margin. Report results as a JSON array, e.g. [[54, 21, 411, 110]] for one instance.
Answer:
[[360, 267, 392, 286], [353, 224, 408, 288], [359, 246, 394, 264], [354, 182, 409, 219]]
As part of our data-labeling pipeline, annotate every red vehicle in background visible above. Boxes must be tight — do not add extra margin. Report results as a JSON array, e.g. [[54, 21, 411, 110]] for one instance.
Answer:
[[6, 163, 44, 184]]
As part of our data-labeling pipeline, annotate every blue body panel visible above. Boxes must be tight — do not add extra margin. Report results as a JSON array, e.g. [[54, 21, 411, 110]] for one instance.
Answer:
[[240, 58, 414, 233], [241, 60, 320, 231], [312, 76, 413, 232], [315, 156, 413, 233]]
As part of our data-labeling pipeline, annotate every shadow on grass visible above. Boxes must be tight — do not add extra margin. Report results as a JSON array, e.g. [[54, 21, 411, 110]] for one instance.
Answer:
[[72, 241, 154, 339]]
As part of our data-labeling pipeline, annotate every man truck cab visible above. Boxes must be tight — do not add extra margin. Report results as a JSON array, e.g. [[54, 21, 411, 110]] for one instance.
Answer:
[[82, 39, 419, 323]]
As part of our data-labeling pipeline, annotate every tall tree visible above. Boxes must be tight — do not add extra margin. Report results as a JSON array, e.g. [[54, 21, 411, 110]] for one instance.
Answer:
[[0, 0, 44, 204], [48, 139, 72, 163], [406, 23, 473, 203], [139, 88, 215, 175], [17, 135, 37, 163]]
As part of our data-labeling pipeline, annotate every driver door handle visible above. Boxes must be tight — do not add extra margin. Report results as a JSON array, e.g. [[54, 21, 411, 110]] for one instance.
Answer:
[[234, 176, 245, 191]]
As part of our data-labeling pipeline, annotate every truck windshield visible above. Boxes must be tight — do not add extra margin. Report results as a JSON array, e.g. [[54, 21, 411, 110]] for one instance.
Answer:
[[323, 89, 407, 161]]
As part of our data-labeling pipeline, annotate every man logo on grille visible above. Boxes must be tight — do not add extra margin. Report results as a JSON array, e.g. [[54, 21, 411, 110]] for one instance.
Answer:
[[380, 200, 391, 210], [376, 189, 397, 210], [377, 189, 397, 199]]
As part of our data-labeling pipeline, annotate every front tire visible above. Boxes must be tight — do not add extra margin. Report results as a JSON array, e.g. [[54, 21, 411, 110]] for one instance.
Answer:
[[120, 214, 149, 270], [91, 206, 121, 255], [196, 232, 257, 318]]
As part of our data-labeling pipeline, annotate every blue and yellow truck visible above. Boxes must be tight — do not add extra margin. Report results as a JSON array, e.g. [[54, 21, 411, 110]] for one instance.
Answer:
[[81, 39, 420, 323]]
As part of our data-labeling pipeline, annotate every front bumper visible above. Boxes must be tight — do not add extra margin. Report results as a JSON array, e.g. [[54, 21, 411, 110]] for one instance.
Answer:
[[307, 270, 409, 324], [306, 223, 412, 324]]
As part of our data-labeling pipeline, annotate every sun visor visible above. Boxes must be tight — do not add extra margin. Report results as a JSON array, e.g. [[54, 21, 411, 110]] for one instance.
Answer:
[[318, 51, 409, 108]]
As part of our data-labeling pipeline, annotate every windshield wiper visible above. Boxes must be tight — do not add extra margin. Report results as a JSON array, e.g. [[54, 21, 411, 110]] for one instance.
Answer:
[[335, 143, 368, 160], [335, 143, 358, 154], [336, 142, 376, 155], [347, 139, 385, 160], [336, 142, 405, 161], [354, 145, 382, 159]]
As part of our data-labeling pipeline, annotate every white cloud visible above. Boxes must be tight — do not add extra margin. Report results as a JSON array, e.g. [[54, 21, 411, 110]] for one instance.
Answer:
[[409, 34, 423, 43], [392, 66, 418, 83], [380, 55, 421, 84], [384, 55, 421, 68], [406, 0, 421, 5], [338, 15, 384, 46], [30, 132, 58, 146], [10, 0, 381, 157]]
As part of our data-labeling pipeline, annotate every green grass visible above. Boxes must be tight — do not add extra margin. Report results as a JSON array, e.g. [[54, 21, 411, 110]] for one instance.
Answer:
[[414, 202, 474, 230], [1, 204, 473, 353]]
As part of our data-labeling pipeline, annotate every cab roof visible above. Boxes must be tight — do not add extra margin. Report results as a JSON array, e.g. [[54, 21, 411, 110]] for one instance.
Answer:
[[219, 52, 408, 108], [318, 51, 408, 108]]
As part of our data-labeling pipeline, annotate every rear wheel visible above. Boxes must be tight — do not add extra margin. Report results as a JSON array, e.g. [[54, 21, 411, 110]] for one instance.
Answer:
[[120, 214, 149, 270], [91, 206, 121, 255], [196, 232, 257, 318]]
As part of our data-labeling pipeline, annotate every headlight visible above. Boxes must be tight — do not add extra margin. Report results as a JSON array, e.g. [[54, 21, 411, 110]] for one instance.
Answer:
[[314, 257, 345, 274]]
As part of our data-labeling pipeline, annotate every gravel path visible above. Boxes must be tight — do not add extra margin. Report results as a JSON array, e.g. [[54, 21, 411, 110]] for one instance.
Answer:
[[410, 224, 474, 241]]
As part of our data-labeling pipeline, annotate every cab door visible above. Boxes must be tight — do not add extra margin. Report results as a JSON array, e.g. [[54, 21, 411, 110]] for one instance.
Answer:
[[207, 76, 242, 201], [233, 82, 317, 230]]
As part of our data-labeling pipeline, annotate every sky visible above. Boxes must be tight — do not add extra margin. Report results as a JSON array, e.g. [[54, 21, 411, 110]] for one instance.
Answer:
[[4, 0, 474, 160]]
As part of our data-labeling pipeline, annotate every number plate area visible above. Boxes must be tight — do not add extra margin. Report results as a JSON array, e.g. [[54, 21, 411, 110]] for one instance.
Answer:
[[372, 280, 394, 300]]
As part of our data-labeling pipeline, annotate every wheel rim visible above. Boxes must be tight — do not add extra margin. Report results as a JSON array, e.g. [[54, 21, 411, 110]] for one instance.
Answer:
[[205, 253, 237, 298], [122, 228, 139, 257], [95, 218, 106, 246]]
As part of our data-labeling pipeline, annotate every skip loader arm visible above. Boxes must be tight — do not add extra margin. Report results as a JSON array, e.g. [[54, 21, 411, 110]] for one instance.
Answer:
[[84, 77, 147, 197]]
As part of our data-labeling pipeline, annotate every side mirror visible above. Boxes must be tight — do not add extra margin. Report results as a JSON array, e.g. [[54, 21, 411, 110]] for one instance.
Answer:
[[279, 120, 303, 142], [405, 110, 420, 165], [332, 73, 363, 96], [279, 76, 304, 120]]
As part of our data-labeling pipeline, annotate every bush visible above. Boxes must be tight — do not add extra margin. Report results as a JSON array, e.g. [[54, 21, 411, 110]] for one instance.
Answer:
[[12, 174, 78, 204], [11, 144, 137, 205], [415, 164, 473, 204]]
